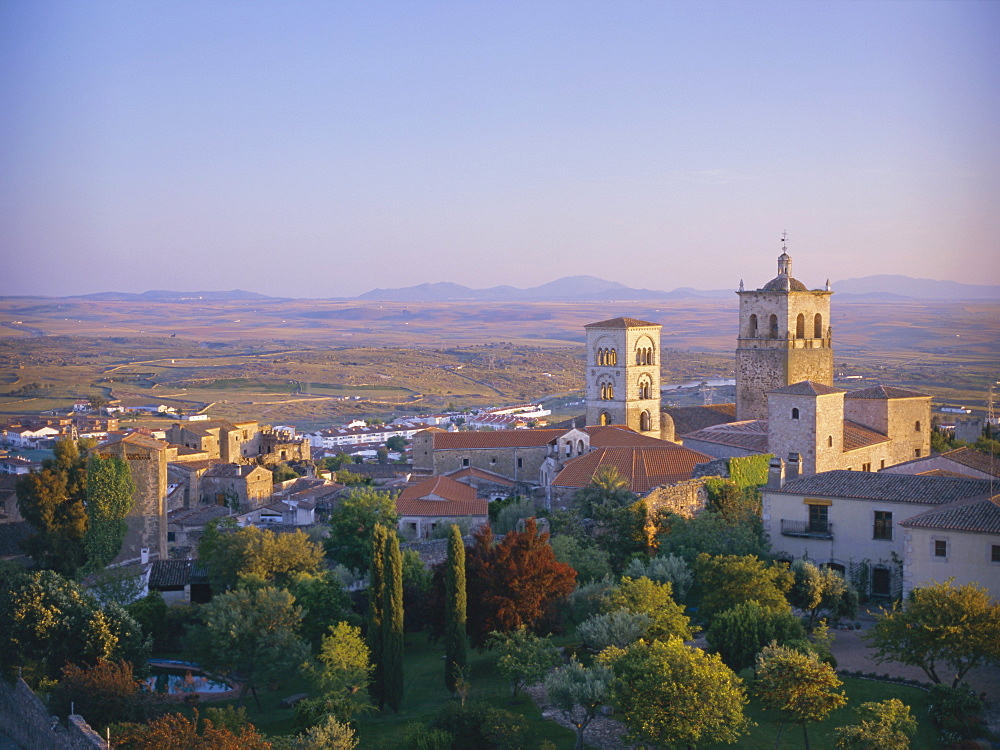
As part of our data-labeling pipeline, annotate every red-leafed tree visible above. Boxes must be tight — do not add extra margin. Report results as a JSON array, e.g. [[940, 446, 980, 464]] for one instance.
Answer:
[[466, 517, 576, 648]]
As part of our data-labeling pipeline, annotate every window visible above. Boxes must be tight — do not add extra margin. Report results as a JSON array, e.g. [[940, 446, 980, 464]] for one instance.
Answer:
[[640, 410, 651, 432], [600, 412, 610, 426], [462, 458, 470, 467], [828, 435, 833, 447], [914, 448, 922, 458], [873, 511, 893, 540], [934, 540, 947, 558], [791, 408, 799, 420], [796, 313, 805, 339], [769, 314, 779, 339], [880, 459, 885, 469], [862, 463, 871, 472], [808, 504, 829, 534], [992, 545, 1000, 563], [167, 531, 176, 542], [577, 440, 584, 454], [814, 313, 823, 338], [517, 458, 523, 468], [748, 314, 758, 338], [565, 442, 572, 457], [871, 567, 891, 597], [915, 420, 921, 432]]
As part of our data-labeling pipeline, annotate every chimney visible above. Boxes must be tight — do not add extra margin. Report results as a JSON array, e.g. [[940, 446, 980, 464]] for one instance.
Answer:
[[786, 453, 800, 481], [768, 456, 785, 489], [140, 548, 150, 564]]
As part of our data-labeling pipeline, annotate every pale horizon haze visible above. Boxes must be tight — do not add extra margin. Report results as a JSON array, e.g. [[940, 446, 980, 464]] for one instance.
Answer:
[[2, 1, 998, 298]]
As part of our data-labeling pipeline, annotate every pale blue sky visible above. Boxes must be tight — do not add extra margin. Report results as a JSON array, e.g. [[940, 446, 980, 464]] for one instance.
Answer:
[[2, 1, 997, 298]]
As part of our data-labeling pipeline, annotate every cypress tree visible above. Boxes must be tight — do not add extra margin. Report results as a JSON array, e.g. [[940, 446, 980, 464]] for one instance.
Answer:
[[367, 523, 388, 709], [444, 523, 467, 693], [382, 527, 405, 712]]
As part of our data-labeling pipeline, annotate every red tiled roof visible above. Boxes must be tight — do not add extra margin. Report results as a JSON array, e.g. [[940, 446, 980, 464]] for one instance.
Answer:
[[769, 381, 844, 396], [584, 317, 660, 328], [842, 421, 889, 451], [396, 476, 487, 517], [430, 429, 569, 450], [663, 404, 737, 436], [445, 467, 516, 485], [552, 445, 713, 494], [682, 420, 770, 453]]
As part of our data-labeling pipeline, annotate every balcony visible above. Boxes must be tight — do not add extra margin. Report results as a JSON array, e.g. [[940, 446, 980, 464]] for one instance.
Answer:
[[780, 519, 833, 539]]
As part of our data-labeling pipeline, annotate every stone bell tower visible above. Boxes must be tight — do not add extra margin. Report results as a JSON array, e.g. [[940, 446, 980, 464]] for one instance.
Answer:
[[735, 238, 833, 421], [585, 317, 662, 436]]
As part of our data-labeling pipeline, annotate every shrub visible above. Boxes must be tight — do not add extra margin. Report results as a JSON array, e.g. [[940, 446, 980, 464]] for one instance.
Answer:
[[926, 684, 986, 740]]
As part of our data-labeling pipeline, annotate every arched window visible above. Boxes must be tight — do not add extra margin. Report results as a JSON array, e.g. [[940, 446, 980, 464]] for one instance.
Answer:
[[640, 410, 651, 432], [565, 441, 572, 457], [748, 314, 758, 338], [577, 440, 585, 454], [915, 420, 921, 432], [796, 313, 805, 339], [791, 408, 799, 420], [607, 384, 614, 399], [769, 314, 779, 339], [599, 411, 610, 426], [814, 313, 823, 338], [828, 435, 834, 447], [609, 349, 617, 365]]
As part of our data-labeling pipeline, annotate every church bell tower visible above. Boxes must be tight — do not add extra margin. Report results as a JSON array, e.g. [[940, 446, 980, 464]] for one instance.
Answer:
[[735, 238, 834, 421], [585, 317, 662, 436]]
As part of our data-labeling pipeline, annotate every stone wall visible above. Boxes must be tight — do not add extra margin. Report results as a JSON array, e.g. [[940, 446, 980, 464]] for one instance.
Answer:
[[643, 478, 710, 520], [0, 677, 106, 750]]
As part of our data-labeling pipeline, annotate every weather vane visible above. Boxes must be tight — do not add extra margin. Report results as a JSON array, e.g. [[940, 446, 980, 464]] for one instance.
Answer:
[[781, 230, 788, 251]]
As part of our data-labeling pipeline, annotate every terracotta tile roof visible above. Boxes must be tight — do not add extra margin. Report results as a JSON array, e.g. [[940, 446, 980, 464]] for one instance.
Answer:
[[169, 459, 217, 472], [552, 445, 713, 494], [168, 505, 230, 527], [768, 381, 845, 396], [430, 428, 570, 450], [941, 447, 1000, 478], [901, 495, 1000, 534], [773, 470, 994, 504], [843, 421, 890, 451], [396, 476, 487, 517], [584, 317, 660, 328], [663, 404, 737, 436], [585, 425, 677, 448], [445, 467, 516, 485], [682, 419, 770, 453], [149, 559, 195, 588], [845, 384, 929, 400], [203, 463, 269, 479]]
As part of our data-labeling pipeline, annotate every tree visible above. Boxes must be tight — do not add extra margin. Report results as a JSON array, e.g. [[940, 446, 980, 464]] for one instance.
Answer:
[[694, 553, 794, 621], [0, 569, 150, 684], [754, 642, 848, 750], [113, 710, 271, 749], [489, 627, 560, 699], [367, 524, 388, 710], [325, 488, 399, 574], [376, 446, 389, 464], [297, 622, 371, 727], [465, 517, 576, 648], [88, 394, 109, 411], [788, 559, 857, 629], [544, 658, 613, 750], [16, 438, 89, 575], [52, 659, 146, 732], [83, 454, 136, 571], [192, 586, 309, 709], [623, 553, 693, 602], [551, 535, 611, 584], [657, 507, 769, 563], [605, 576, 693, 641], [865, 579, 1000, 687], [577, 609, 652, 652], [199, 524, 324, 592], [574, 466, 635, 518], [385, 435, 406, 452], [289, 572, 355, 650], [834, 699, 917, 750], [444, 524, 467, 695], [705, 600, 807, 672], [382, 527, 404, 712], [599, 636, 751, 748], [279, 715, 359, 750]]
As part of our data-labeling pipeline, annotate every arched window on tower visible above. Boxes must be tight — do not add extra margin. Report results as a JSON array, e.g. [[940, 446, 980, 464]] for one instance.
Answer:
[[828, 435, 834, 447], [915, 420, 921, 432], [748, 314, 758, 338], [796, 313, 805, 339], [791, 408, 799, 420], [814, 313, 823, 339], [769, 314, 779, 339], [609, 349, 617, 365], [599, 411, 610, 426], [640, 410, 651, 432], [608, 384, 614, 399]]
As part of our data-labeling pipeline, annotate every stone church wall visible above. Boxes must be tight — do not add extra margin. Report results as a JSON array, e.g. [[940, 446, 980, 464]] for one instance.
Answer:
[[0, 677, 106, 749]]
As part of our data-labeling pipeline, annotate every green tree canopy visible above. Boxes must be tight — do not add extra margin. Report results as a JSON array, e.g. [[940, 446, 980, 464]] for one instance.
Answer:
[[444, 524, 468, 695], [788, 559, 858, 629], [191, 586, 309, 709], [489, 627, 560, 699], [754, 642, 848, 750], [297, 621, 372, 727], [550, 535, 612, 584], [866, 579, 1000, 687], [705, 599, 807, 672], [657, 506, 769, 563], [834, 699, 918, 750], [199, 523, 324, 592], [83, 454, 136, 571], [0, 569, 150, 685], [604, 576, 693, 641], [543, 658, 613, 750], [574, 466, 636, 518], [694, 553, 794, 621], [599, 636, 751, 748], [325, 488, 399, 574], [290, 571, 355, 650]]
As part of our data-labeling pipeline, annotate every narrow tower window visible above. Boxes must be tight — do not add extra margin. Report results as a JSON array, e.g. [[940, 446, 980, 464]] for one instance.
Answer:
[[769, 314, 779, 339], [796, 313, 805, 339], [748, 314, 758, 338], [814, 313, 823, 338], [640, 410, 651, 432], [791, 408, 799, 420]]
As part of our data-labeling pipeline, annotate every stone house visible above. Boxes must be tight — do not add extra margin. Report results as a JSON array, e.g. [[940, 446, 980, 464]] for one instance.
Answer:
[[763, 470, 994, 599], [395, 475, 488, 540], [200, 463, 274, 509]]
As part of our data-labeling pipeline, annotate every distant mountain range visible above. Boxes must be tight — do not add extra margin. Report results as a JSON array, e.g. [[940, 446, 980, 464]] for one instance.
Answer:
[[5, 276, 998, 303]]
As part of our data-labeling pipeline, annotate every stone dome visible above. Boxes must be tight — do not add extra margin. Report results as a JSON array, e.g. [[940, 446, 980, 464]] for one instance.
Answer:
[[763, 275, 809, 292]]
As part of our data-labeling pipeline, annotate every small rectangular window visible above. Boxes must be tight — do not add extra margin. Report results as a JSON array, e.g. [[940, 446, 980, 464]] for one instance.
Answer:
[[914, 448, 922, 458], [873, 511, 893, 540], [992, 545, 1000, 563], [934, 540, 947, 558], [517, 458, 523, 468], [862, 463, 872, 472], [880, 459, 886, 469], [462, 458, 470, 467]]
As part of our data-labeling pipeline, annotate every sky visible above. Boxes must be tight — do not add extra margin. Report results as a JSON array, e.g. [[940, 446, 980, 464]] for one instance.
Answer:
[[1, 1, 998, 298]]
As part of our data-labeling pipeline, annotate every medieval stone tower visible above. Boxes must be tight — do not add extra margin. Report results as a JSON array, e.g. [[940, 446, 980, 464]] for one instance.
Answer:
[[585, 317, 661, 436], [735, 244, 834, 421]]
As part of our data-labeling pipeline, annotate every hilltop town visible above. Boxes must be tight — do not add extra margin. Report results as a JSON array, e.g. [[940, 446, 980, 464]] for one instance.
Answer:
[[1, 251, 998, 748]]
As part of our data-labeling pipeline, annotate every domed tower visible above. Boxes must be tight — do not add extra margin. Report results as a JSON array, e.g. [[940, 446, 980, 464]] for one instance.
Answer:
[[585, 316, 662, 436], [735, 238, 833, 421]]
